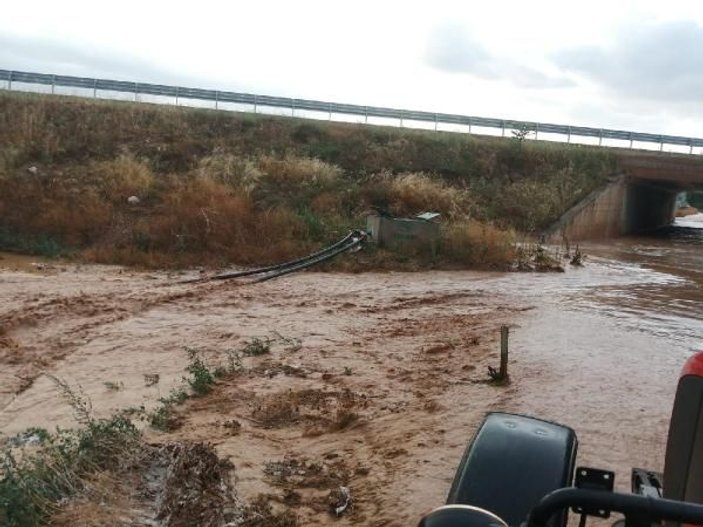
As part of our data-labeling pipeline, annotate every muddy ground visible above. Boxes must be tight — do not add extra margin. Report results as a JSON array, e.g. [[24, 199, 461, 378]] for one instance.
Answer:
[[0, 251, 682, 526], [0, 255, 525, 526]]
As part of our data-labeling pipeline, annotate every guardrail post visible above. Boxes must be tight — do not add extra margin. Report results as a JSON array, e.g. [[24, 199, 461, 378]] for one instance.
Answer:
[[215, 91, 219, 110], [134, 82, 138, 102], [253, 94, 257, 113], [501, 121, 506, 137], [329, 103, 333, 121], [434, 114, 438, 132], [400, 112, 404, 128], [660, 137, 664, 152], [51, 75, 55, 94], [598, 130, 603, 146], [175, 86, 179, 106], [468, 117, 472, 134], [629, 133, 634, 149], [8, 70, 12, 90], [93, 79, 97, 98], [291, 99, 295, 117], [690, 144, 694, 155], [364, 106, 368, 124], [535, 123, 539, 140]]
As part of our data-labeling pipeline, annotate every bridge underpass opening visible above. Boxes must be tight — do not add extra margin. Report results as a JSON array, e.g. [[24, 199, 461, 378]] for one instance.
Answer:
[[546, 153, 703, 242], [624, 181, 680, 234]]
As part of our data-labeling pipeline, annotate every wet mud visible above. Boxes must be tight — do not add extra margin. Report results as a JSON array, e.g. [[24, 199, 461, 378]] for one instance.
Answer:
[[2, 218, 703, 525]]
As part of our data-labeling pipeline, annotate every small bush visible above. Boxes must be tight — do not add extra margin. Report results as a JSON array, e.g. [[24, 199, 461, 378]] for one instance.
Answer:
[[254, 155, 344, 209], [148, 387, 188, 431], [196, 152, 261, 193], [442, 220, 515, 268], [224, 349, 244, 374], [241, 337, 272, 357], [93, 153, 154, 200], [0, 225, 67, 258], [257, 155, 341, 188], [184, 348, 216, 396], [387, 172, 472, 218]]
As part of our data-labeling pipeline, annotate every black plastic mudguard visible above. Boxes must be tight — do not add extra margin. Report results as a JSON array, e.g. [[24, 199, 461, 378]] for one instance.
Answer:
[[447, 412, 578, 527], [664, 352, 703, 505]]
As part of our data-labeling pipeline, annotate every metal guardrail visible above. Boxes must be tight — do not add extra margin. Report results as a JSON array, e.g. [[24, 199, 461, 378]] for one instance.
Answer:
[[2, 68, 702, 153]]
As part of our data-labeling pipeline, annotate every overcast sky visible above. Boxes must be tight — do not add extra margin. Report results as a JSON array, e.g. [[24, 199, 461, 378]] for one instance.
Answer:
[[2, 0, 702, 137]]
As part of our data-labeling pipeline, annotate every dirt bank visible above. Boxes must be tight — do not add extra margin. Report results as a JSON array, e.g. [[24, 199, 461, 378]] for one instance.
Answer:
[[0, 92, 614, 269]]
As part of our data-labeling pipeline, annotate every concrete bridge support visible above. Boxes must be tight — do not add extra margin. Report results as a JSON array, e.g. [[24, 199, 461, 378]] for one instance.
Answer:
[[546, 176, 679, 242], [545, 153, 703, 242]]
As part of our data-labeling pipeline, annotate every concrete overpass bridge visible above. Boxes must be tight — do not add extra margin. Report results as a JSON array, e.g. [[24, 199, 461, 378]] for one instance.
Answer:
[[546, 152, 703, 241]]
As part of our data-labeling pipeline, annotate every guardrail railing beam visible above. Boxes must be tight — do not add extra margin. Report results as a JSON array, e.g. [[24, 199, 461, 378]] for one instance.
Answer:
[[1, 68, 701, 155]]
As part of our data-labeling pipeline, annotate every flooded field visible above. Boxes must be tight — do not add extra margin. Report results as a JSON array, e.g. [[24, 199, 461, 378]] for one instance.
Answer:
[[1, 216, 702, 525]]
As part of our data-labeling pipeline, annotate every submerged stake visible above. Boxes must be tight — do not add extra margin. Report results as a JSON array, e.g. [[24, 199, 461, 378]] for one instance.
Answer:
[[500, 325, 509, 379]]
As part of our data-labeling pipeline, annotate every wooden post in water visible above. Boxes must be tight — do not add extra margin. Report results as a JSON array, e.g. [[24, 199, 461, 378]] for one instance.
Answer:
[[500, 325, 509, 379]]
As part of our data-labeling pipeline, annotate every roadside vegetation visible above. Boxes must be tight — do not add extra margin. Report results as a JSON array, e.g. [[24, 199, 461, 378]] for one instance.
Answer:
[[0, 92, 615, 269], [0, 378, 139, 526], [0, 336, 305, 526]]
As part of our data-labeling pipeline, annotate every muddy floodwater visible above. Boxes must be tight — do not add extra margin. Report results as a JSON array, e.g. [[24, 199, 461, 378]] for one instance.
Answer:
[[1, 216, 702, 525]]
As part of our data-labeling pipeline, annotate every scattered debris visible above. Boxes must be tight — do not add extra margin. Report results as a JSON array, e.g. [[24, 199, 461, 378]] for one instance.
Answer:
[[251, 388, 365, 430], [156, 442, 237, 527], [328, 486, 352, 517], [103, 380, 124, 391], [570, 245, 585, 267], [144, 373, 160, 386], [513, 244, 565, 272], [220, 419, 242, 435], [238, 494, 298, 527], [263, 456, 350, 489], [251, 360, 308, 379]]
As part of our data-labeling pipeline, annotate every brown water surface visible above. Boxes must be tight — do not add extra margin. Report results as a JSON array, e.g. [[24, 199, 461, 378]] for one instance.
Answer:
[[1, 218, 702, 525]]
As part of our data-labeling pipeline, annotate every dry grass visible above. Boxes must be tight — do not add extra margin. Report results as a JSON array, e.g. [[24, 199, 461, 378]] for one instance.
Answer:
[[387, 172, 472, 218], [196, 152, 262, 193], [0, 91, 617, 268], [442, 220, 516, 268], [92, 153, 154, 201], [48, 471, 134, 527], [257, 155, 342, 187]]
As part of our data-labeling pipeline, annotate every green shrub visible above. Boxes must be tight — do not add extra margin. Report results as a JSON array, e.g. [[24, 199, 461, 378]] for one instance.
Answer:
[[0, 416, 138, 527], [184, 348, 216, 396]]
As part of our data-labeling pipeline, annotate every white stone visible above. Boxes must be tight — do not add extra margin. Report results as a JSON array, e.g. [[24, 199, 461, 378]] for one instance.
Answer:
[[127, 195, 140, 205]]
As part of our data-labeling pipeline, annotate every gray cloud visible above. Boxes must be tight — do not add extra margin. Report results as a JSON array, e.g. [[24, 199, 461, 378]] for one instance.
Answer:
[[0, 33, 198, 86], [553, 20, 703, 102], [425, 23, 572, 89]]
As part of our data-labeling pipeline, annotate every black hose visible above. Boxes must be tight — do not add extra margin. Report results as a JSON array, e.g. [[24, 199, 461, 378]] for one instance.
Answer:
[[211, 230, 357, 280], [253, 232, 366, 283], [179, 230, 366, 284]]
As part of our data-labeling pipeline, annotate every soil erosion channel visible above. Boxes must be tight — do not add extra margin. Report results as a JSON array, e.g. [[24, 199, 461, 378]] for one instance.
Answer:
[[1, 219, 702, 525]]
